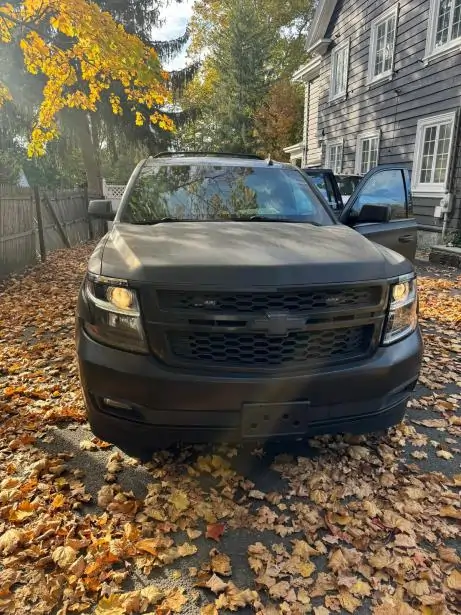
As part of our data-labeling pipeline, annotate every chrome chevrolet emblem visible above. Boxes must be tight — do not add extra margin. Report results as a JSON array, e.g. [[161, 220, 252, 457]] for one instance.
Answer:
[[250, 312, 306, 336]]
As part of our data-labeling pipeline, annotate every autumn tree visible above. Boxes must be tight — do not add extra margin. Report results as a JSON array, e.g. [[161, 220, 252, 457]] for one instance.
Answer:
[[0, 0, 176, 194], [254, 79, 304, 160], [179, 0, 313, 156]]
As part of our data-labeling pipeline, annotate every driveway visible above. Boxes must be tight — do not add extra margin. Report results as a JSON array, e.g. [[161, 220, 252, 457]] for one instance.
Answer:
[[0, 245, 459, 615]]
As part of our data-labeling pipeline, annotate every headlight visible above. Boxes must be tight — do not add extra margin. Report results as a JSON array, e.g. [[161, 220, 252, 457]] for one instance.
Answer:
[[83, 274, 148, 353], [382, 273, 418, 345]]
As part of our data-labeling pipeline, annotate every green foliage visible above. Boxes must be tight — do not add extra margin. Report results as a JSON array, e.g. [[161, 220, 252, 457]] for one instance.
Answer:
[[180, 0, 314, 155]]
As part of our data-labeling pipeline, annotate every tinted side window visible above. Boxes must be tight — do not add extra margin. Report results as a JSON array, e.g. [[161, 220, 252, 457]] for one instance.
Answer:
[[352, 169, 407, 219], [306, 173, 340, 210]]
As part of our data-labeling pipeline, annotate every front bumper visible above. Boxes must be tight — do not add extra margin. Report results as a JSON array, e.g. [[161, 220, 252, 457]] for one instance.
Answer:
[[76, 325, 423, 449]]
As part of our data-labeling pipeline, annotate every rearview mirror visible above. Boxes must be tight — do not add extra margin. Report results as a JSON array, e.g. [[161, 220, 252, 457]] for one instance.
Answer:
[[88, 199, 115, 221], [351, 203, 391, 225]]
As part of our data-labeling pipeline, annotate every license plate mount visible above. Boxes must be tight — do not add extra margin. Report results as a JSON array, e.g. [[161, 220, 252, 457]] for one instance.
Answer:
[[241, 401, 311, 438]]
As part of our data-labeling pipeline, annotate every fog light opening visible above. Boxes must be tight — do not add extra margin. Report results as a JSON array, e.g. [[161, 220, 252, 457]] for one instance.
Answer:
[[103, 398, 132, 410]]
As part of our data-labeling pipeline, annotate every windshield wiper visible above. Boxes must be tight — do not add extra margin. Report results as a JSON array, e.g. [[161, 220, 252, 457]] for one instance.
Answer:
[[233, 215, 321, 225], [131, 217, 181, 225]]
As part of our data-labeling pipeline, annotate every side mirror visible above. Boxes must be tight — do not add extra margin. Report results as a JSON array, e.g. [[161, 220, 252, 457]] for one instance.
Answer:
[[88, 199, 115, 221], [350, 203, 391, 225]]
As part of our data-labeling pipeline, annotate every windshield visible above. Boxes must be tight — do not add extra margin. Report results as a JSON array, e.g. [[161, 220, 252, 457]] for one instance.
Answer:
[[120, 164, 334, 225]]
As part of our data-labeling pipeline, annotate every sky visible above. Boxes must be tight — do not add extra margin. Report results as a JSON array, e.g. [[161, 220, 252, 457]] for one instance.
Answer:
[[152, 0, 196, 71]]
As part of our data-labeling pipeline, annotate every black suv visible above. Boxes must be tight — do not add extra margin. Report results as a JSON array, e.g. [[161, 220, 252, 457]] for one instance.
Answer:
[[76, 153, 423, 455]]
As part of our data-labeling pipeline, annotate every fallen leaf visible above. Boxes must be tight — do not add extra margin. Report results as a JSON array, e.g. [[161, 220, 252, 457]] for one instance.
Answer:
[[413, 419, 447, 428], [411, 451, 428, 460], [215, 583, 258, 610], [169, 490, 190, 512], [94, 595, 124, 615], [439, 505, 461, 520], [446, 569, 461, 591], [436, 450, 453, 460], [136, 539, 161, 556], [186, 528, 202, 540], [298, 561, 316, 578], [50, 493, 65, 509], [393, 534, 417, 548], [404, 579, 430, 597], [211, 552, 232, 576], [372, 597, 419, 614], [140, 586, 164, 604], [79, 439, 97, 451], [206, 574, 228, 594], [200, 605, 218, 615], [0, 529, 23, 555], [339, 590, 361, 613], [269, 580, 290, 599], [438, 546, 460, 564], [161, 588, 187, 612], [350, 579, 371, 597], [329, 548, 348, 573], [176, 542, 197, 557], [369, 549, 393, 570], [52, 545, 78, 569], [206, 523, 225, 542]]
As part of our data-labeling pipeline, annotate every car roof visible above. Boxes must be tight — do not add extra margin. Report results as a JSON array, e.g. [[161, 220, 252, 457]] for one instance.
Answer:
[[142, 152, 294, 170]]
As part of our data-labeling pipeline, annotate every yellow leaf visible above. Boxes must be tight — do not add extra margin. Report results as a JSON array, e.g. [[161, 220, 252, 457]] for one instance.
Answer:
[[169, 490, 190, 512], [298, 561, 316, 578], [446, 569, 461, 591], [439, 505, 461, 520], [201, 605, 218, 615], [51, 493, 65, 509], [350, 580, 371, 597], [136, 539, 161, 556], [94, 595, 125, 615]]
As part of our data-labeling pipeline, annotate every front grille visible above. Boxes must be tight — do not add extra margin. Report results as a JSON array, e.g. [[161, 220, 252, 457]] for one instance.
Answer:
[[167, 326, 373, 369], [157, 287, 383, 314]]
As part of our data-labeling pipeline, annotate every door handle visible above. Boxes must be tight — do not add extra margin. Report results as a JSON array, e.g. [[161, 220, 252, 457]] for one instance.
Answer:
[[399, 235, 413, 243]]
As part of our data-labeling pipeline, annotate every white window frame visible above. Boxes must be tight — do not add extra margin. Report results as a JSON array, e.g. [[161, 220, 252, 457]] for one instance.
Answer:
[[412, 111, 456, 196], [325, 139, 344, 173], [355, 131, 381, 175], [367, 5, 399, 84], [329, 39, 350, 102], [425, 0, 461, 60]]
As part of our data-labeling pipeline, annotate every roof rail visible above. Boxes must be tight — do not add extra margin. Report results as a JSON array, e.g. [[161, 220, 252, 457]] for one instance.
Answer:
[[151, 151, 264, 160]]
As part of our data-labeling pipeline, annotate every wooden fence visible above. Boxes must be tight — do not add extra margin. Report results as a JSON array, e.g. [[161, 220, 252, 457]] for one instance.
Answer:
[[0, 184, 105, 280]]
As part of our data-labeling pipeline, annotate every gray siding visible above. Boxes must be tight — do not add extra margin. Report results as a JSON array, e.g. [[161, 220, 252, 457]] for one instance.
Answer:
[[318, 0, 461, 233]]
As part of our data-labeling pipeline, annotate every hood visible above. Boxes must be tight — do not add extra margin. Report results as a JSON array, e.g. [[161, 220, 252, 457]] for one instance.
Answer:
[[92, 222, 410, 287]]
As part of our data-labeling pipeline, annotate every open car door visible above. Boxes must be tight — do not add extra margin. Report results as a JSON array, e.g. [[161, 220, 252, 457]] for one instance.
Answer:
[[339, 165, 417, 262]]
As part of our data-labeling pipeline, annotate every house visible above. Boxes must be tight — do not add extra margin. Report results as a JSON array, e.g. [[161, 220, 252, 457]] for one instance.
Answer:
[[285, 0, 461, 241]]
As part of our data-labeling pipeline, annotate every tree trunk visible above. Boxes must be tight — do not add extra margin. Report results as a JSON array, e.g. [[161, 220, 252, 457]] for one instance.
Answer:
[[107, 124, 119, 164], [72, 111, 103, 198]]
